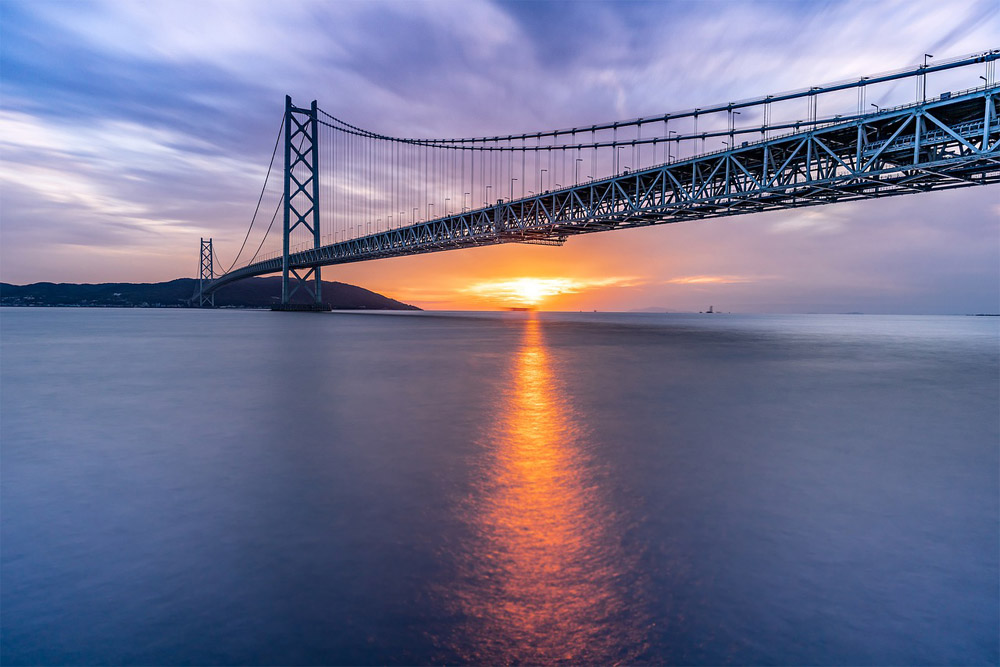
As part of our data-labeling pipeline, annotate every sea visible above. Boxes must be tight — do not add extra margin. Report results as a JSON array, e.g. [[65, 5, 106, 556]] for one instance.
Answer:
[[1, 308, 997, 665]]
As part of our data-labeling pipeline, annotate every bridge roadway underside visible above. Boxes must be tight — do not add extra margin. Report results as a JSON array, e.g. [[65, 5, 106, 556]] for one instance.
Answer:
[[207, 87, 1000, 294]]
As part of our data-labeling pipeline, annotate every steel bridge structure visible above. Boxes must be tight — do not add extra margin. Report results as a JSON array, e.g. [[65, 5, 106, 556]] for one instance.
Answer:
[[198, 50, 1000, 306]]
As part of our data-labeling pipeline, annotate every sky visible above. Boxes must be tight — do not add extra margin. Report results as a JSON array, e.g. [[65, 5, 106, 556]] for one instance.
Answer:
[[1, 0, 998, 312]]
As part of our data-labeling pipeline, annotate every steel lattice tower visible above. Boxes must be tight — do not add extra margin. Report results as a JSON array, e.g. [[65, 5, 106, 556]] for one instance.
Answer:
[[198, 237, 214, 307], [281, 96, 323, 308]]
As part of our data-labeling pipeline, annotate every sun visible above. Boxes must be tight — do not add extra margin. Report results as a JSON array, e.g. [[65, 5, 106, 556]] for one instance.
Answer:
[[515, 278, 553, 305], [464, 277, 581, 308], [459, 275, 643, 309]]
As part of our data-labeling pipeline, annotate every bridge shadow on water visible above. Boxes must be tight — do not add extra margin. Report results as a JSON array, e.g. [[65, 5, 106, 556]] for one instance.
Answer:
[[438, 315, 651, 664]]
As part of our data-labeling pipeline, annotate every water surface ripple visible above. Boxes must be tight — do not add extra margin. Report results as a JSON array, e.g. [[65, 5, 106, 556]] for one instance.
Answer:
[[2, 309, 997, 665]]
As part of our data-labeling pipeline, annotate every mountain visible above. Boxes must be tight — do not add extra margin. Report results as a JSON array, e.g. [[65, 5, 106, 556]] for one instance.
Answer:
[[0, 277, 420, 310]]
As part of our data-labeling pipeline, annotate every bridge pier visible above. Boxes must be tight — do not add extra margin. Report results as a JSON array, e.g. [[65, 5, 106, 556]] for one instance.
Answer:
[[270, 303, 332, 312]]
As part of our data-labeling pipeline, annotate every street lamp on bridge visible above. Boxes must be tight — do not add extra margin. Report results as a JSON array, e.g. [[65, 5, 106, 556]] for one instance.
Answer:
[[923, 53, 934, 102], [616, 145, 627, 173]]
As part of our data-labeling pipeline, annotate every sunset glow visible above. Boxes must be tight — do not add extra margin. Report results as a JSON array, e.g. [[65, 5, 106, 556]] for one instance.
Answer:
[[462, 276, 641, 308], [464, 278, 580, 306]]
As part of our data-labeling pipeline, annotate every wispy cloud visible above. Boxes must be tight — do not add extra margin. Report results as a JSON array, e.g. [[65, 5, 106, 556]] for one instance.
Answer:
[[769, 210, 847, 235], [664, 275, 762, 285]]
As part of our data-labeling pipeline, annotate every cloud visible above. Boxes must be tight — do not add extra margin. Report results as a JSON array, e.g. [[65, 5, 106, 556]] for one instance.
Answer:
[[664, 275, 762, 285], [0, 110, 266, 181], [0, 109, 271, 248], [769, 210, 848, 235], [0, 0, 996, 312]]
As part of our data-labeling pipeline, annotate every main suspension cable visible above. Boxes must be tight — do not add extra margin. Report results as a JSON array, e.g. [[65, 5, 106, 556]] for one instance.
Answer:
[[243, 195, 283, 267], [222, 112, 285, 274]]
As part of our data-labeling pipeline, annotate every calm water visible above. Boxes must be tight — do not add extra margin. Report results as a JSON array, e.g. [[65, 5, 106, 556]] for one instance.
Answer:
[[2, 308, 997, 665]]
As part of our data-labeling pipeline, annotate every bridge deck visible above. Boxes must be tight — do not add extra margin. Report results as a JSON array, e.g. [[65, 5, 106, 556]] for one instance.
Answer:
[[206, 86, 999, 294]]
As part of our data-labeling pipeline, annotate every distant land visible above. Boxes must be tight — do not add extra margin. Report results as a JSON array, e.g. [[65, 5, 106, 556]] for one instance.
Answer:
[[0, 277, 420, 310]]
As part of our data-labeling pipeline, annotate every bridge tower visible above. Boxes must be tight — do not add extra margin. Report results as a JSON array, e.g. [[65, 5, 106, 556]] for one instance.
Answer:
[[198, 237, 214, 307], [278, 95, 326, 310]]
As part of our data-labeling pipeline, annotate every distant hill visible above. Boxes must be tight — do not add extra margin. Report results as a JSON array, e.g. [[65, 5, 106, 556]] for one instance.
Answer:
[[0, 277, 420, 310]]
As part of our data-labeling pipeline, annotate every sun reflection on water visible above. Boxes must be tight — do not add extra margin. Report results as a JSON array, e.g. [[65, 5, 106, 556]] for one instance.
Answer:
[[445, 315, 648, 664]]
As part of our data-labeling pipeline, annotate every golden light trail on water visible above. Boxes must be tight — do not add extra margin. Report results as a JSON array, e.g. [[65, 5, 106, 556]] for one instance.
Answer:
[[441, 315, 649, 663]]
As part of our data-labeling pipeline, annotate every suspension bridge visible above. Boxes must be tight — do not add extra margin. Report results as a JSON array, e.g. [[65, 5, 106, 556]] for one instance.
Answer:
[[196, 50, 1000, 309]]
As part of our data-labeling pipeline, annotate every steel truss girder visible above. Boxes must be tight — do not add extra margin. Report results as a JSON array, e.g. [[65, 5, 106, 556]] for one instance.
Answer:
[[206, 87, 999, 294]]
